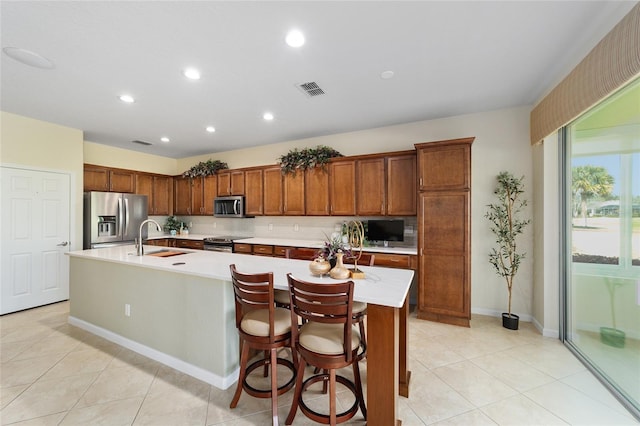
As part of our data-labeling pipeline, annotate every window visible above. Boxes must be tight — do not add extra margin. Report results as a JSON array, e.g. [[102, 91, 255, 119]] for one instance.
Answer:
[[563, 77, 640, 418]]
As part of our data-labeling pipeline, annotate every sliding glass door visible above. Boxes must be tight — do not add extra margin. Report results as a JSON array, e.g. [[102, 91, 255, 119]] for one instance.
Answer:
[[563, 77, 639, 418]]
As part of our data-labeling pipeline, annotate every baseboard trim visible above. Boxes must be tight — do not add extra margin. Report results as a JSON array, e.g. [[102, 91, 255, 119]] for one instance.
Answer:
[[68, 316, 238, 390]]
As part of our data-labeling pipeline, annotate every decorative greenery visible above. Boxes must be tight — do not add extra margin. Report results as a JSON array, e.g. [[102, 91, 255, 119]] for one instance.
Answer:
[[182, 159, 228, 178], [484, 171, 531, 318], [163, 216, 183, 232], [277, 145, 343, 175]]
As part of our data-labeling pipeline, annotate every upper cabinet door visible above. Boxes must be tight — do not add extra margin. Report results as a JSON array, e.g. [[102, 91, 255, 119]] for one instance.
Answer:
[[263, 167, 283, 215], [416, 139, 471, 191], [135, 174, 154, 212], [305, 167, 330, 216], [387, 154, 417, 216], [284, 172, 305, 215], [152, 176, 172, 216], [244, 169, 264, 216], [84, 165, 109, 192], [217, 170, 245, 196], [109, 170, 135, 193], [356, 158, 385, 216], [217, 173, 231, 196], [329, 160, 356, 216], [136, 174, 172, 215], [191, 177, 204, 215], [230, 171, 245, 195], [174, 176, 192, 215], [203, 175, 217, 215]]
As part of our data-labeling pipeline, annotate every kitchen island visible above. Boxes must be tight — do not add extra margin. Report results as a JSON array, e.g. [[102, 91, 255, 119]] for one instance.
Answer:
[[67, 245, 413, 425]]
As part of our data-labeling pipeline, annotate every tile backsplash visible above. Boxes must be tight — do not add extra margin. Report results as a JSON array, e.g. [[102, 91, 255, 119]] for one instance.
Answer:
[[150, 215, 417, 248]]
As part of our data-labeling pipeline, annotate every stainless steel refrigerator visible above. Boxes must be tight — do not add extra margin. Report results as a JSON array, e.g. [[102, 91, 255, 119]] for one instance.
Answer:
[[83, 191, 148, 249]]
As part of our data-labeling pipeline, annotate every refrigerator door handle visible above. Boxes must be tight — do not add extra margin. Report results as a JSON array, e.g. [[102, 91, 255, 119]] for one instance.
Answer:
[[124, 197, 130, 237], [117, 197, 124, 238]]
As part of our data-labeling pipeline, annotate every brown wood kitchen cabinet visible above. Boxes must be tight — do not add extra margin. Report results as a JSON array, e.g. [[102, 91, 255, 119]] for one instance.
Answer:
[[356, 157, 386, 215], [147, 238, 174, 247], [387, 154, 417, 216], [174, 176, 204, 215], [217, 170, 245, 196], [203, 175, 218, 215], [328, 160, 356, 216], [305, 167, 330, 215], [175, 239, 204, 250], [415, 137, 473, 327], [263, 166, 283, 215], [84, 164, 135, 193], [283, 172, 305, 215], [244, 168, 264, 216], [136, 173, 173, 215]]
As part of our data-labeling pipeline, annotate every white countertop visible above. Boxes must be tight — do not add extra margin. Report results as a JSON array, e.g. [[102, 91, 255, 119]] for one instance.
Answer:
[[67, 245, 414, 308]]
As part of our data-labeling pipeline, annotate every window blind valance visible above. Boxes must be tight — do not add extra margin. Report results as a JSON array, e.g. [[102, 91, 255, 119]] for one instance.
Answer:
[[530, 3, 640, 144]]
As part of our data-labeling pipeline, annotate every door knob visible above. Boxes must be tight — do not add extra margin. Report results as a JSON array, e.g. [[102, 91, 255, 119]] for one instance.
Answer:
[[57, 241, 69, 246]]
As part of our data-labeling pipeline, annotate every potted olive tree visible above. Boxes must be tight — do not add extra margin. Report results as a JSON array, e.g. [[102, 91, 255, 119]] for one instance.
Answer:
[[485, 171, 530, 330]]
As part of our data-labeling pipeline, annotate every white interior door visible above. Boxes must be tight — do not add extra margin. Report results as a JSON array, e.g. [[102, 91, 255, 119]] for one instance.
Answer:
[[1, 167, 71, 315]]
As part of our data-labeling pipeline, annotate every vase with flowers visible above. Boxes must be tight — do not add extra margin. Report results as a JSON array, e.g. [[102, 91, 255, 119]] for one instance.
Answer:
[[316, 234, 352, 268]]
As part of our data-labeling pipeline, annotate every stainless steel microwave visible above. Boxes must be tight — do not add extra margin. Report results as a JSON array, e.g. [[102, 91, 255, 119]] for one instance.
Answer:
[[214, 196, 252, 218]]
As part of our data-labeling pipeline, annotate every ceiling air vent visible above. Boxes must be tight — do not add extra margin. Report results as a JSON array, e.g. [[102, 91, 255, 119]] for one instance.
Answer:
[[297, 81, 325, 97], [131, 140, 152, 146]]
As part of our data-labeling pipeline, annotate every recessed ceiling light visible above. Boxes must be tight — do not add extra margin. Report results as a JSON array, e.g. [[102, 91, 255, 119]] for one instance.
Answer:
[[263, 112, 274, 121], [285, 29, 305, 47], [206, 126, 216, 133], [119, 94, 135, 103], [381, 70, 395, 79], [3, 47, 54, 69], [183, 68, 201, 80], [160, 137, 170, 143]]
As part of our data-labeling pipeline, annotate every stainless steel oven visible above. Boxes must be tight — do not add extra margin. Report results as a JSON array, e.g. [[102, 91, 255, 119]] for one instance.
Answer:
[[203, 236, 241, 252]]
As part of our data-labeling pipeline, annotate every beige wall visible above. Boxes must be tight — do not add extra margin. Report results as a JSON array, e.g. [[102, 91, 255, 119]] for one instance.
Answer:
[[532, 135, 561, 337], [84, 141, 177, 176], [1, 111, 84, 251]]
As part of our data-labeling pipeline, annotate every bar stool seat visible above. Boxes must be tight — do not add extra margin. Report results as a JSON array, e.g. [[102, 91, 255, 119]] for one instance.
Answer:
[[299, 322, 361, 355], [241, 308, 291, 336]]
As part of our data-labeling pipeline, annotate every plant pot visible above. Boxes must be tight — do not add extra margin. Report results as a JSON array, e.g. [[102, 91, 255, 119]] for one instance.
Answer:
[[502, 313, 519, 330], [599, 327, 625, 348]]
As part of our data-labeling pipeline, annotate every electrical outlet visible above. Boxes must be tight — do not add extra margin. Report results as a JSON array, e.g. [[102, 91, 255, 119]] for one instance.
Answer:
[[268, 223, 273, 231], [404, 225, 413, 234], [294, 224, 299, 232], [125, 304, 131, 317], [213, 222, 217, 229]]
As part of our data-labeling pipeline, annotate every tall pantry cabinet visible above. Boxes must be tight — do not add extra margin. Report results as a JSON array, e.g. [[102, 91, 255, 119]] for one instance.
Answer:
[[415, 137, 474, 327]]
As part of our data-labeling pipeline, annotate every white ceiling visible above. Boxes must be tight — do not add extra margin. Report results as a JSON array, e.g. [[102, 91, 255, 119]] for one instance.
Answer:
[[1, 1, 636, 159]]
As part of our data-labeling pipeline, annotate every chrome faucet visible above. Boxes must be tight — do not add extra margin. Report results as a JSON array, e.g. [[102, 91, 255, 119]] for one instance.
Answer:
[[137, 219, 161, 256]]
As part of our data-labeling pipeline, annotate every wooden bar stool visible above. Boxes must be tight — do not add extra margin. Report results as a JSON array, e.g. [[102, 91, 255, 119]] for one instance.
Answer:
[[344, 253, 375, 358], [285, 273, 367, 425], [275, 247, 320, 308], [229, 264, 296, 426]]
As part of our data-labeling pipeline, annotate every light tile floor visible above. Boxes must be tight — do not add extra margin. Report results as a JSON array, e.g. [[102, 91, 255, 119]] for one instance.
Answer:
[[1, 301, 638, 425]]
